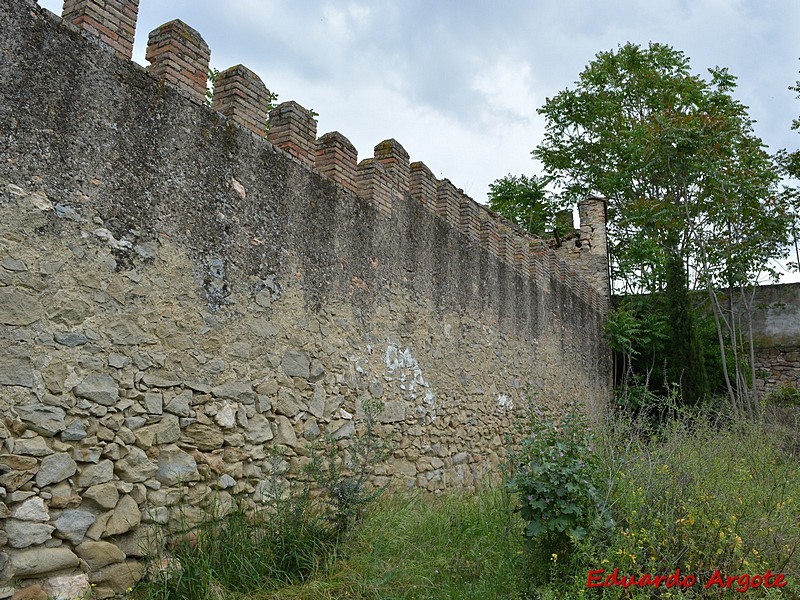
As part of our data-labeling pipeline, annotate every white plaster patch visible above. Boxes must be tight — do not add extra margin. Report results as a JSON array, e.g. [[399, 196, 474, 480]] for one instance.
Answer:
[[384, 342, 435, 420], [497, 394, 513, 412]]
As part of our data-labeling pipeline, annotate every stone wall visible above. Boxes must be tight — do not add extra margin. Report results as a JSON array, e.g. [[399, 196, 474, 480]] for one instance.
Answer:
[[748, 283, 800, 393], [0, 0, 611, 597]]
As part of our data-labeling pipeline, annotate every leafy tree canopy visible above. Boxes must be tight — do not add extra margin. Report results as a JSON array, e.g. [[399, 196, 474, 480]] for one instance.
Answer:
[[487, 173, 568, 238], [533, 42, 792, 295]]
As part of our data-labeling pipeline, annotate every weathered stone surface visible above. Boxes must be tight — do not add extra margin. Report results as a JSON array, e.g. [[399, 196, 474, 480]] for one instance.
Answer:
[[10, 547, 80, 576], [331, 420, 355, 440], [54, 509, 96, 544], [141, 371, 181, 388], [273, 416, 297, 446], [16, 404, 66, 437], [134, 414, 181, 447], [452, 451, 469, 465], [0, 455, 37, 471], [0, 288, 42, 326], [104, 495, 141, 536], [303, 418, 320, 440], [2, 257, 26, 271], [157, 445, 200, 485], [75, 541, 126, 570], [41, 361, 67, 394], [164, 390, 192, 417], [244, 414, 273, 443], [182, 423, 224, 451], [0, 349, 34, 388], [213, 403, 236, 428], [108, 353, 129, 369], [112, 524, 161, 558], [114, 446, 157, 483], [35, 453, 77, 487], [142, 392, 162, 415], [5, 520, 55, 548], [10, 584, 49, 600], [12, 437, 52, 457], [378, 400, 407, 423], [42, 574, 91, 600], [47, 296, 91, 327], [83, 482, 120, 509], [389, 458, 417, 478], [104, 320, 148, 345], [211, 382, 255, 404], [49, 493, 82, 509], [78, 459, 114, 488], [53, 331, 88, 347], [282, 347, 310, 378], [73, 374, 119, 406], [90, 559, 145, 595], [12, 497, 48, 522], [85, 512, 113, 542], [274, 388, 306, 417], [0, 469, 36, 491], [61, 419, 88, 441], [218, 474, 236, 489], [308, 385, 326, 418], [72, 446, 102, 463]]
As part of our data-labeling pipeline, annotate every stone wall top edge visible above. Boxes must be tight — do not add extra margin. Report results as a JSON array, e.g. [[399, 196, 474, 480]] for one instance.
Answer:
[[17, 0, 606, 320]]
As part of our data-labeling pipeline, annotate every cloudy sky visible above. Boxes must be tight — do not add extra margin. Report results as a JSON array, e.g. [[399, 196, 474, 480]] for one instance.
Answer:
[[39, 0, 800, 207]]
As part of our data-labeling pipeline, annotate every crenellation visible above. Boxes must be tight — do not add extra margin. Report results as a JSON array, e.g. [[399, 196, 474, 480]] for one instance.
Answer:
[[145, 19, 210, 103], [435, 178, 460, 225], [458, 194, 482, 243], [479, 214, 502, 258], [62, 0, 138, 59], [212, 65, 271, 138], [509, 233, 530, 275], [374, 139, 410, 195], [578, 278, 589, 308], [315, 132, 358, 193], [409, 161, 437, 210], [267, 101, 318, 166], [356, 158, 393, 215]]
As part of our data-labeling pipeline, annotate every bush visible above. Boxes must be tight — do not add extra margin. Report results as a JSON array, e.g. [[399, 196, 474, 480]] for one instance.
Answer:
[[305, 397, 391, 535], [506, 401, 606, 585]]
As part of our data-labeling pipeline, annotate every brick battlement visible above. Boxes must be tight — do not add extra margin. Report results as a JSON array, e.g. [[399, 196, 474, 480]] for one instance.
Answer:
[[48, 0, 610, 311]]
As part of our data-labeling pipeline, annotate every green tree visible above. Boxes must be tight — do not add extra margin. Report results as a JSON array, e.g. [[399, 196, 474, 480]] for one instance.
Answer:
[[775, 67, 800, 273], [487, 174, 568, 239], [534, 42, 792, 410]]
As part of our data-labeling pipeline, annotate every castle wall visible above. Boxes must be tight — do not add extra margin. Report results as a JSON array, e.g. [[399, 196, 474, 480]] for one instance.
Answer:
[[0, 0, 611, 596], [747, 283, 800, 394]]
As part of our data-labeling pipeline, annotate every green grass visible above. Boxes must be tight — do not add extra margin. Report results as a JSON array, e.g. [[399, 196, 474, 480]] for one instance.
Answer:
[[133, 488, 530, 600], [271, 488, 529, 600]]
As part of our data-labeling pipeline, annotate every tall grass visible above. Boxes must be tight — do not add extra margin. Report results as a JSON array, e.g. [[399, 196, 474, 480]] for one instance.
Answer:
[[529, 405, 800, 598], [259, 488, 530, 600], [133, 488, 529, 600]]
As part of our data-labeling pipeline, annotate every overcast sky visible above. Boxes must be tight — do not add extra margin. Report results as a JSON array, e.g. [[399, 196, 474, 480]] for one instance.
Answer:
[[38, 0, 800, 207]]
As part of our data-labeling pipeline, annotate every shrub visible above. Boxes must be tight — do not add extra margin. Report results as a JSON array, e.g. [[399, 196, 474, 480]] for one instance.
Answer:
[[506, 401, 605, 580], [305, 397, 390, 535]]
